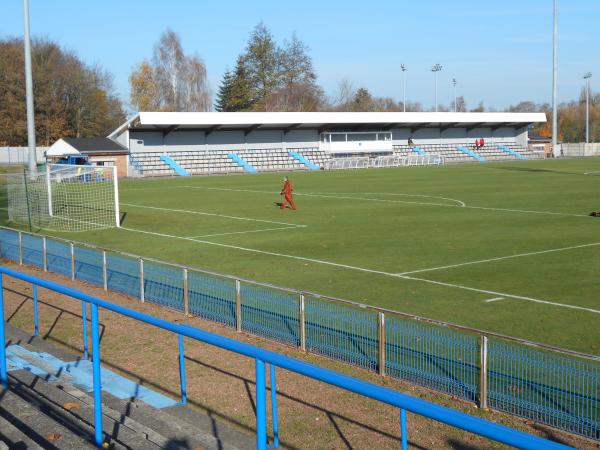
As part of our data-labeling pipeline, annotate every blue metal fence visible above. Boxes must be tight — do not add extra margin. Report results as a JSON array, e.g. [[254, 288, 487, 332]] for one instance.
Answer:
[[0, 226, 599, 441], [0, 266, 575, 450]]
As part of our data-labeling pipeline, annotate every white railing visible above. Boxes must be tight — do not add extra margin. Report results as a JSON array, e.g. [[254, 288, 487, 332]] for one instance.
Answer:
[[403, 154, 445, 166], [324, 157, 370, 170], [371, 155, 404, 168]]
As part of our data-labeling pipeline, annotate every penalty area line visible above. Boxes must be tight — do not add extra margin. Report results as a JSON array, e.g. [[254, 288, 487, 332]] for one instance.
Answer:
[[187, 225, 302, 239], [119, 225, 600, 316], [484, 297, 504, 303], [121, 202, 306, 228], [398, 242, 600, 275]]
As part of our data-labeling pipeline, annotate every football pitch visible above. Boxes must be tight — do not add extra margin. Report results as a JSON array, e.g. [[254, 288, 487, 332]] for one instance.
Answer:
[[6, 158, 600, 355]]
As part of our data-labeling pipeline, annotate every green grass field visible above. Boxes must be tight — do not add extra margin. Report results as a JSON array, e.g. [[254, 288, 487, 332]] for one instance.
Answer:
[[4, 158, 600, 355]]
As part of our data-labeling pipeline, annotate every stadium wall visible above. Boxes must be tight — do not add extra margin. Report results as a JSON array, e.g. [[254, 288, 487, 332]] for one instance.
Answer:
[[128, 127, 527, 154]]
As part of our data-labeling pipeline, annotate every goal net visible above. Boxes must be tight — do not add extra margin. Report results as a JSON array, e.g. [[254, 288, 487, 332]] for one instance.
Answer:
[[5, 164, 120, 232]]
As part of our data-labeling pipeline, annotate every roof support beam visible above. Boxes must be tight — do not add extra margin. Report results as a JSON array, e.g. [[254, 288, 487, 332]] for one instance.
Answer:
[[440, 122, 460, 132], [204, 125, 222, 137], [283, 123, 302, 134], [162, 125, 179, 138], [244, 124, 261, 136], [318, 124, 334, 134], [467, 122, 487, 132]]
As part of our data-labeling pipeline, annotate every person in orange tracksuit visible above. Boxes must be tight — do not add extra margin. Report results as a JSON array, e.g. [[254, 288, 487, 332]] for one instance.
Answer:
[[280, 176, 296, 210]]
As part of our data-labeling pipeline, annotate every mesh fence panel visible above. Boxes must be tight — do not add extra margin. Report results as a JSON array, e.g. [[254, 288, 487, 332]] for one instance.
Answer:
[[106, 253, 140, 298], [489, 339, 600, 439], [188, 271, 236, 327], [0, 228, 19, 262], [46, 239, 71, 277], [305, 296, 378, 371], [240, 283, 299, 346], [21, 233, 44, 269], [385, 316, 479, 402], [74, 246, 103, 287], [143, 261, 184, 311]]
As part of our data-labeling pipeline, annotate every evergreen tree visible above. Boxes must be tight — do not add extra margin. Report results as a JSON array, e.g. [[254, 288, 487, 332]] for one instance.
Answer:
[[227, 56, 254, 111], [215, 69, 234, 111]]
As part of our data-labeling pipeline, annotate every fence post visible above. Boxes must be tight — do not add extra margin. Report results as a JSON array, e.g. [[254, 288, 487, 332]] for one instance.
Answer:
[[70, 242, 75, 280], [82, 301, 88, 360], [18, 231, 23, 265], [0, 274, 7, 388], [270, 364, 279, 448], [378, 312, 386, 376], [102, 251, 107, 291], [299, 293, 306, 352], [139, 258, 145, 303], [255, 358, 267, 450], [235, 280, 241, 332], [33, 284, 39, 337], [183, 269, 189, 316], [90, 302, 104, 446], [42, 237, 47, 272], [400, 408, 407, 450], [479, 335, 488, 409], [178, 334, 187, 405]]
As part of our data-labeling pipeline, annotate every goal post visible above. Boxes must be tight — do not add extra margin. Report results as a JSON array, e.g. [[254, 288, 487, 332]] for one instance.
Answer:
[[6, 163, 120, 232]]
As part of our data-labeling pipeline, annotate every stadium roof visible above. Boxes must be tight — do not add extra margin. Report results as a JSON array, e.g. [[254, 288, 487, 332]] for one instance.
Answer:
[[109, 111, 546, 137], [48, 137, 127, 157]]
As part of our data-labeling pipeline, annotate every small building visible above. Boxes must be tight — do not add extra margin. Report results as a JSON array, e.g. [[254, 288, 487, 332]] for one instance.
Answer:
[[46, 137, 129, 177], [528, 134, 552, 158]]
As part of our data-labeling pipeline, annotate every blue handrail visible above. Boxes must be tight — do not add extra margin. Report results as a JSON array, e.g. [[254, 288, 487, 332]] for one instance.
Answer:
[[0, 267, 573, 450]]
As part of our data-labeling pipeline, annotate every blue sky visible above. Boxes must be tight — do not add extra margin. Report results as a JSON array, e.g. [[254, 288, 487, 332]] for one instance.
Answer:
[[1, 0, 598, 111]]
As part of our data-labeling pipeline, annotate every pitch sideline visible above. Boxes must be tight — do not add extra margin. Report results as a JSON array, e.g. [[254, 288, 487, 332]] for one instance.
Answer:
[[119, 225, 600, 316]]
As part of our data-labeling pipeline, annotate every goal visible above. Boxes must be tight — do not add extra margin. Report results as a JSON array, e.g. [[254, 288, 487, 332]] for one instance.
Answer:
[[6, 164, 120, 232]]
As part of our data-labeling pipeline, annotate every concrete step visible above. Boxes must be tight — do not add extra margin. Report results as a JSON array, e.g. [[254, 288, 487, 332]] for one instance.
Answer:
[[0, 412, 45, 450], [4, 323, 254, 450]]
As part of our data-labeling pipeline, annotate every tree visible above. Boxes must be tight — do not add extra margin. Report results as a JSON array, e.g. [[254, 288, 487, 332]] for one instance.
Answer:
[[0, 37, 125, 146], [267, 33, 324, 111], [130, 60, 160, 111], [452, 96, 467, 112], [243, 23, 282, 110], [129, 29, 210, 111], [214, 69, 233, 112]]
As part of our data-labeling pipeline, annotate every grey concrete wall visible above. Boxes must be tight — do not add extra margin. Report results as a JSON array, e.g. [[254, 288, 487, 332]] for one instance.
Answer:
[[129, 126, 524, 153], [0, 147, 48, 164]]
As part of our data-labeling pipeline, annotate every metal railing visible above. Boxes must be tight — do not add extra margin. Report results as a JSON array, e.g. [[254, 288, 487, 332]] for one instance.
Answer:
[[0, 266, 575, 450], [0, 225, 599, 441]]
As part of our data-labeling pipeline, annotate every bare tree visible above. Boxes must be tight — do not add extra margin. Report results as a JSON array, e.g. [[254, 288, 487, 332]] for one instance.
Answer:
[[130, 29, 211, 112]]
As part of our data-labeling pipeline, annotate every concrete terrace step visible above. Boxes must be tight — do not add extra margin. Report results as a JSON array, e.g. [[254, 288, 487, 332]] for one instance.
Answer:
[[3, 324, 254, 450]]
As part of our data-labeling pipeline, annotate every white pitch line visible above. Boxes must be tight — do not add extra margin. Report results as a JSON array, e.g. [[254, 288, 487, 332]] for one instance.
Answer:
[[121, 202, 306, 228], [119, 226, 600, 315], [187, 226, 299, 239], [584, 171, 600, 175], [181, 186, 591, 219], [398, 242, 600, 275], [484, 297, 504, 303]]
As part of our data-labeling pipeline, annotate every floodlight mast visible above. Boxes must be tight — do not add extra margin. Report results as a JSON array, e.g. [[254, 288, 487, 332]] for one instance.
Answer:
[[431, 64, 443, 112], [401, 64, 407, 112], [23, 0, 37, 176], [552, 0, 558, 156], [584, 72, 592, 143], [452, 78, 457, 112]]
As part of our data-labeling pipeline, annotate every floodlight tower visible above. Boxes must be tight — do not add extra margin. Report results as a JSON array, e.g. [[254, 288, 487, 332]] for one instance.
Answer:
[[551, 0, 558, 155], [431, 64, 443, 112], [584, 72, 592, 143], [452, 78, 457, 112], [23, 0, 37, 176], [401, 64, 407, 112]]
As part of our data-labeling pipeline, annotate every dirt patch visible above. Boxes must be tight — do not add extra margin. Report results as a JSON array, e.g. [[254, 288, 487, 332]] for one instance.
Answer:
[[1, 261, 597, 450]]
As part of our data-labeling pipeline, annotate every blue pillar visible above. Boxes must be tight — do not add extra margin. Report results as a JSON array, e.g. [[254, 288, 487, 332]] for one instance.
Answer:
[[178, 334, 187, 405], [82, 301, 88, 360], [255, 359, 267, 450], [270, 364, 279, 448], [400, 408, 407, 450], [33, 284, 39, 336], [91, 303, 103, 447], [0, 274, 7, 388]]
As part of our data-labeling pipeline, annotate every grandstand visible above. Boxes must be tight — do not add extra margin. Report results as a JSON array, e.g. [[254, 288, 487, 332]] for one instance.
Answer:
[[110, 112, 545, 177]]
